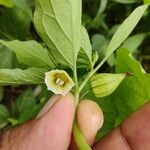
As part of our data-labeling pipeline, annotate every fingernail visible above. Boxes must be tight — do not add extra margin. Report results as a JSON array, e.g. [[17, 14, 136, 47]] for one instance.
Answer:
[[36, 94, 60, 119]]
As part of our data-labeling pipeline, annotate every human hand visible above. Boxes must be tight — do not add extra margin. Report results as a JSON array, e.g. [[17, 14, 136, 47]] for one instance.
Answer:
[[0, 93, 103, 150], [0, 93, 150, 150], [93, 102, 150, 150]]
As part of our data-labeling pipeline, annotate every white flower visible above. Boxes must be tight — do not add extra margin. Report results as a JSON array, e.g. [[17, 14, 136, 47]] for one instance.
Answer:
[[45, 70, 74, 96]]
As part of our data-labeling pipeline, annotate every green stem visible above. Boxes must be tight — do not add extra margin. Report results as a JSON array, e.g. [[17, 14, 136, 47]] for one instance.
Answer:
[[71, 57, 107, 149], [73, 119, 92, 150], [79, 57, 107, 92], [73, 66, 92, 150], [73, 66, 79, 105]]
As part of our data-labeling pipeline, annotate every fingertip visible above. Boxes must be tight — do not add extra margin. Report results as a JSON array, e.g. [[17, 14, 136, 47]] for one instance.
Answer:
[[63, 92, 75, 107], [36, 92, 75, 119], [36, 94, 60, 119], [77, 100, 104, 145], [35, 92, 75, 149]]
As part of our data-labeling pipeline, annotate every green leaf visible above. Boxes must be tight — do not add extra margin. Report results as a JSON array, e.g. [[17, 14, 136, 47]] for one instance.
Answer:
[[0, 45, 17, 69], [92, 34, 108, 57], [77, 49, 92, 69], [0, 7, 30, 40], [77, 27, 93, 69], [0, 105, 10, 129], [26, 0, 34, 6], [93, 49, 150, 140], [0, 0, 13, 7], [11, 89, 41, 124], [104, 5, 148, 60], [12, 0, 32, 19], [90, 0, 108, 30], [144, 0, 150, 4], [81, 26, 92, 66], [91, 73, 126, 98], [111, 0, 137, 4], [34, 0, 82, 67], [116, 48, 146, 73], [0, 67, 46, 86], [91, 34, 115, 67], [121, 33, 147, 53], [115, 49, 150, 110], [7, 118, 18, 126], [0, 40, 55, 68], [0, 105, 9, 118], [97, 0, 108, 15]]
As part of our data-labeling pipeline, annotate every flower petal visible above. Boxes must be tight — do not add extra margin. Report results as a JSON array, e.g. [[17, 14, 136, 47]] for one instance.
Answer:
[[45, 70, 74, 96]]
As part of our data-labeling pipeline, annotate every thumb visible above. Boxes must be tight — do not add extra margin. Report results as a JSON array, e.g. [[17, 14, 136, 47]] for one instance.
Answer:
[[1, 93, 75, 150], [69, 100, 104, 150], [36, 93, 75, 150]]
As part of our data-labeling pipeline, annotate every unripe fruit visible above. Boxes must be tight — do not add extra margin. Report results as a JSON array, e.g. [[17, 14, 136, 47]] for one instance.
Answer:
[[77, 100, 104, 145]]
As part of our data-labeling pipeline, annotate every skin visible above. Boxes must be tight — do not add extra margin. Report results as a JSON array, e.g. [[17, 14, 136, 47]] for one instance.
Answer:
[[77, 100, 104, 145], [0, 93, 150, 150]]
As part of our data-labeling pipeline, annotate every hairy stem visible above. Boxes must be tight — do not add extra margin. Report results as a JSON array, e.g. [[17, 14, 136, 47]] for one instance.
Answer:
[[73, 66, 92, 150], [73, 66, 79, 105], [72, 57, 107, 149]]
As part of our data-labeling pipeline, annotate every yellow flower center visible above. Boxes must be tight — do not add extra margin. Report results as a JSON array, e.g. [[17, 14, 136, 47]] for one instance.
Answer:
[[54, 73, 68, 86]]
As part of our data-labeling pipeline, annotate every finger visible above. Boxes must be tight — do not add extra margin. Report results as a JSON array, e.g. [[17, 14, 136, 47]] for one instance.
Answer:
[[121, 102, 150, 149], [36, 94, 60, 119], [36, 93, 75, 150], [77, 100, 104, 146], [1, 93, 75, 150], [93, 102, 150, 150], [69, 100, 103, 150]]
